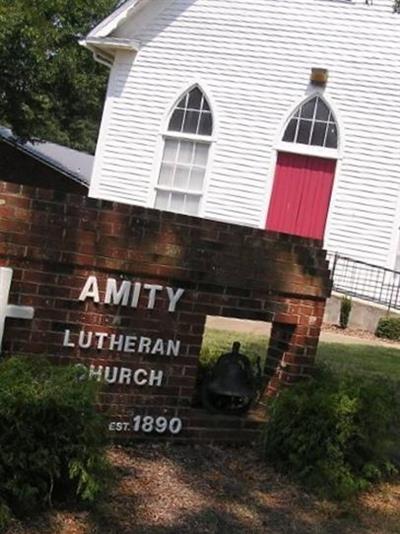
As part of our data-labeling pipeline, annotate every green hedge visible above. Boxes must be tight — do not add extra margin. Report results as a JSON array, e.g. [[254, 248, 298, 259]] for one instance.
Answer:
[[339, 295, 352, 329], [376, 316, 400, 341], [264, 368, 400, 500], [0, 357, 109, 529]]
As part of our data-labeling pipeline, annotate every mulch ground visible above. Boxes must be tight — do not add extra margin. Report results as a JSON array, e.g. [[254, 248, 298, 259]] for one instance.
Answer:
[[5, 445, 400, 534]]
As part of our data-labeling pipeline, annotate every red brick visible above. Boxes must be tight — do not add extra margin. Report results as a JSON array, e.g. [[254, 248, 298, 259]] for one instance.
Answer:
[[0, 180, 331, 444]]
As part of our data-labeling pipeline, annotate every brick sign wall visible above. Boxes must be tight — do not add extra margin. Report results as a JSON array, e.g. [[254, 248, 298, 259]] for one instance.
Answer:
[[0, 182, 331, 443]]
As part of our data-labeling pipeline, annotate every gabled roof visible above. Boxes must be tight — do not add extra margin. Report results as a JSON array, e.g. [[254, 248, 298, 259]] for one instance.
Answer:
[[87, 0, 147, 39], [0, 127, 93, 186], [81, 0, 146, 65]]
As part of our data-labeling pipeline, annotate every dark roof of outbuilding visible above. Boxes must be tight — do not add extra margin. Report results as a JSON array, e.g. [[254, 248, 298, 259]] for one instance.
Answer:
[[0, 127, 93, 187]]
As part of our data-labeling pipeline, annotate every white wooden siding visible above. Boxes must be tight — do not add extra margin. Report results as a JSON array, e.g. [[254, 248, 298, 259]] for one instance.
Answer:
[[90, 0, 400, 269]]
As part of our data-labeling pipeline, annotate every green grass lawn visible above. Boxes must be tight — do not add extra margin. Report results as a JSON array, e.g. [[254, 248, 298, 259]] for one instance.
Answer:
[[200, 329, 269, 367], [317, 342, 400, 380], [202, 329, 400, 380]]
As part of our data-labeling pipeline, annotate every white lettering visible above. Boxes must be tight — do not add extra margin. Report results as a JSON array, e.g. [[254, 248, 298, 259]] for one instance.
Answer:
[[144, 284, 163, 309], [84, 365, 165, 388], [118, 367, 132, 385], [95, 332, 108, 350], [89, 365, 103, 382], [105, 279, 131, 306], [78, 278, 184, 313], [78, 330, 93, 349], [62, 329, 182, 357], [131, 282, 141, 308], [124, 336, 137, 353], [111, 422, 130, 432], [130, 416, 182, 434], [104, 366, 119, 384], [79, 276, 100, 303], [109, 334, 124, 351], [138, 337, 152, 354], [149, 370, 163, 387], [74, 363, 88, 381], [167, 339, 181, 357], [166, 287, 185, 312], [151, 338, 165, 356], [63, 329, 75, 348], [133, 369, 148, 386]]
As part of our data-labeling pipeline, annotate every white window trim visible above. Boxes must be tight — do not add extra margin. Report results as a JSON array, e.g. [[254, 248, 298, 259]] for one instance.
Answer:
[[153, 136, 212, 216], [275, 140, 339, 160], [259, 91, 344, 232], [154, 185, 203, 196], [161, 130, 217, 144], [282, 95, 339, 152], [149, 83, 217, 218], [275, 92, 343, 154]]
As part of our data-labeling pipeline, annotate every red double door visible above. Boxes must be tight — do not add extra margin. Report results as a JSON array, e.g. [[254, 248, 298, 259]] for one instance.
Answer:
[[266, 152, 336, 240]]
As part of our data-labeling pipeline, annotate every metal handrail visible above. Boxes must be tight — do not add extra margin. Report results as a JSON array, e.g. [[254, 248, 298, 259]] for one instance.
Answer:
[[328, 252, 400, 311]]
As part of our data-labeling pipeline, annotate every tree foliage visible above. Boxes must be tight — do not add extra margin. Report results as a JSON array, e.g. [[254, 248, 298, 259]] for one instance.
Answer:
[[0, 0, 120, 153], [1, 1, 397, 153]]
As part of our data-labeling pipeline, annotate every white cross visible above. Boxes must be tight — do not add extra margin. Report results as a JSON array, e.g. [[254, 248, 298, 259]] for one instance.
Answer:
[[0, 267, 35, 351]]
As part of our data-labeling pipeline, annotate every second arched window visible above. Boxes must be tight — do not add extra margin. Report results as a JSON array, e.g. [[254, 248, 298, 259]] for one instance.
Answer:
[[283, 95, 338, 149], [154, 86, 213, 216]]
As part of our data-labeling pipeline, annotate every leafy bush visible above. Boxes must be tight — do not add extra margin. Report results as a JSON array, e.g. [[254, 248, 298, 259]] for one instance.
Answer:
[[0, 357, 109, 524], [376, 316, 400, 341], [0, 502, 11, 532], [264, 367, 400, 500], [339, 296, 352, 329]]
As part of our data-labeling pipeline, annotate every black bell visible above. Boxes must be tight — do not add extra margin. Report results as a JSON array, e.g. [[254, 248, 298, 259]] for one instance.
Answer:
[[208, 342, 254, 398]]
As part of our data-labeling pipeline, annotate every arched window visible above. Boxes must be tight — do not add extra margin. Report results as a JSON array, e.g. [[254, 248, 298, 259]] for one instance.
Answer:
[[282, 96, 338, 149], [154, 86, 213, 216]]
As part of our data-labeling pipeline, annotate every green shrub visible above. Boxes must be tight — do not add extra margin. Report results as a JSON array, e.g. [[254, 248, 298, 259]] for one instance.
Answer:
[[0, 357, 109, 522], [0, 502, 11, 532], [339, 295, 352, 329], [376, 316, 400, 341], [264, 367, 400, 500]]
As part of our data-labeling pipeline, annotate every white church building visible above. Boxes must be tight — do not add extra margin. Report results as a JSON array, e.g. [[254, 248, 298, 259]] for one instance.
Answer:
[[82, 0, 400, 271]]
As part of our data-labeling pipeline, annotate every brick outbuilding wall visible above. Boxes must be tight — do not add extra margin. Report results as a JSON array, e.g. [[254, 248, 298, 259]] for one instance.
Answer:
[[0, 181, 331, 443]]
